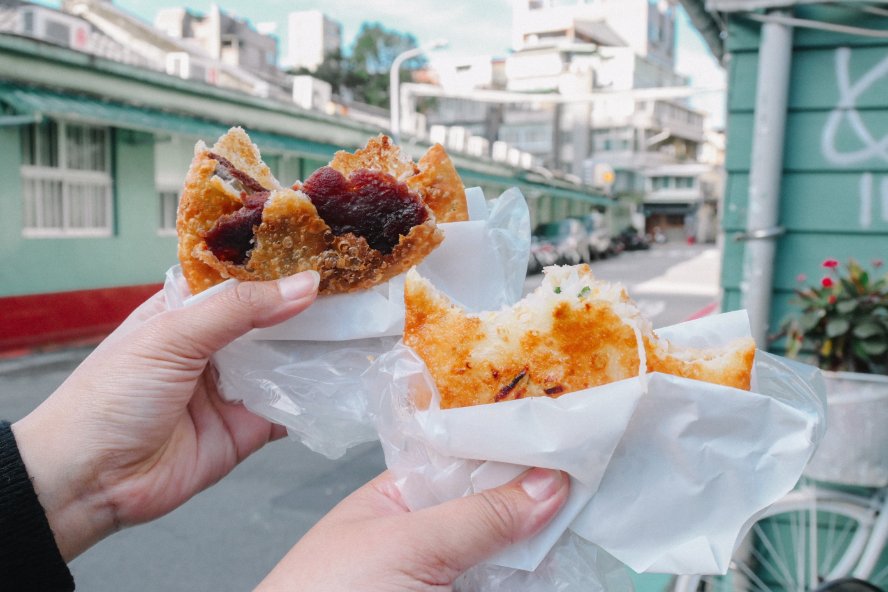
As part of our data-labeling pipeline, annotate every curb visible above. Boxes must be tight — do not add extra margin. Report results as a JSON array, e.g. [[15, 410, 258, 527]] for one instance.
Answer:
[[0, 346, 94, 376]]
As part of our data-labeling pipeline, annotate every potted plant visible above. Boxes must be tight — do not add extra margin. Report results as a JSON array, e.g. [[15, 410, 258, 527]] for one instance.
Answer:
[[782, 258, 888, 487]]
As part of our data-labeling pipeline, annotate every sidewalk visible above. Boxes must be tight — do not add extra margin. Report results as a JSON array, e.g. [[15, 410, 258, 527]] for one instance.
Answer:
[[632, 246, 720, 298]]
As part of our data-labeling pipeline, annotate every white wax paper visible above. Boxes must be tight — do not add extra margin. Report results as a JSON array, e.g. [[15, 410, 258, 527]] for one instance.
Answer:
[[367, 310, 826, 590], [163, 187, 530, 458]]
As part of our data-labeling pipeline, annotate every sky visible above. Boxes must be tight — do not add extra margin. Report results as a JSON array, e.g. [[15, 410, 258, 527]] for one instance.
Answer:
[[51, 0, 726, 125]]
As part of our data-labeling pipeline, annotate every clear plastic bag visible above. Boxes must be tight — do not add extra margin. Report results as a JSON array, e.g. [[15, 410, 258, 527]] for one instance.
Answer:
[[366, 311, 826, 590], [163, 187, 530, 458]]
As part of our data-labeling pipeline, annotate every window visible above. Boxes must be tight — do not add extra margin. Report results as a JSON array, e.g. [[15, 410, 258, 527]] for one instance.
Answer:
[[158, 190, 179, 235], [21, 121, 113, 237], [154, 135, 193, 235]]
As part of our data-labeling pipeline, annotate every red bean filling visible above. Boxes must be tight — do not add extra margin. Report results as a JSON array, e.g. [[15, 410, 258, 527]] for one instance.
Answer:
[[204, 157, 427, 264], [302, 167, 427, 254], [203, 153, 269, 264], [208, 152, 266, 194]]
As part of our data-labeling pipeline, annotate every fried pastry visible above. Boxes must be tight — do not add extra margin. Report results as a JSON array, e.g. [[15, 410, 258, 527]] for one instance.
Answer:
[[177, 128, 466, 295], [404, 265, 755, 409]]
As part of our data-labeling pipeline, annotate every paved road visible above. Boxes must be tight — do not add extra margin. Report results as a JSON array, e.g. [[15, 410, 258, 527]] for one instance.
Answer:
[[0, 242, 719, 591], [525, 243, 720, 328]]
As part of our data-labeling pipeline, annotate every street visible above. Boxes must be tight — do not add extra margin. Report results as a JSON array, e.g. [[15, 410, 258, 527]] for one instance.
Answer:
[[0, 243, 719, 591]]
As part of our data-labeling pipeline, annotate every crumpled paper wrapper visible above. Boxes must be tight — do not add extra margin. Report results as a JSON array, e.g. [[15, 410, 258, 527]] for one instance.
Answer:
[[366, 310, 827, 590], [163, 187, 530, 458]]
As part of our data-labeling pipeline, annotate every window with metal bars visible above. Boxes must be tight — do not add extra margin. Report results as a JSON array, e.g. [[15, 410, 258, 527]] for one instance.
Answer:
[[20, 120, 113, 237]]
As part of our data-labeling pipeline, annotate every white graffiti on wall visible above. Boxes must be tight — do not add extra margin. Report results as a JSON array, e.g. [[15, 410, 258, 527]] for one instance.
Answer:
[[821, 47, 888, 228]]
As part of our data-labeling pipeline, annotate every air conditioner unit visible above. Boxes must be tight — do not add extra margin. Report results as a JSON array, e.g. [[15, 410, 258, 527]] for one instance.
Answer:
[[429, 125, 448, 145], [166, 53, 220, 85], [507, 147, 522, 167], [447, 126, 467, 152], [166, 52, 190, 79], [466, 136, 490, 157], [491, 140, 509, 162], [18, 6, 91, 50], [292, 75, 332, 110]]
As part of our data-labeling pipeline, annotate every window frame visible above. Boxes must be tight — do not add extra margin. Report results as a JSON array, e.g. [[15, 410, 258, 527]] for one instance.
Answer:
[[156, 186, 180, 237], [21, 120, 114, 239]]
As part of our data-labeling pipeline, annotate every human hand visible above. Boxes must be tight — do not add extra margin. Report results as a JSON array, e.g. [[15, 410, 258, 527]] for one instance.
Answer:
[[256, 468, 569, 591], [12, 272, 319, 560]]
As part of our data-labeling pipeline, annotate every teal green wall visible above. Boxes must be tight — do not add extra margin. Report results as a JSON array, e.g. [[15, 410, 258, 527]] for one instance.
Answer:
[[0, 121, 608, 298], [0, 129, 177, 296], [723, 6, 888, 349], [0, 126, 24, 295]]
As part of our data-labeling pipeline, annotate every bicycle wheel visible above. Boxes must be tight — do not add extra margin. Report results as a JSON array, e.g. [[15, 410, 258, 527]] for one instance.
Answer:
[[673, 490, 883, 592]]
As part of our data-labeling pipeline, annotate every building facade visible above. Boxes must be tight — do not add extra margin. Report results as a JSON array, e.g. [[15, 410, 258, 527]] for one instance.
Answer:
[[505, 0, 717, 239], [286, 10, 341, 72], [690, 2, 888, 343], [154, 5, 279, 81], [423, 0, 721, 238], [0, 5, 606, 352]]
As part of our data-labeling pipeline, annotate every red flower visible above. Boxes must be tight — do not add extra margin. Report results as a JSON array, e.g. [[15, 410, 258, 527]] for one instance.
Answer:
[[796, 273, 807, 283], [821, 276, 834, 288], [828, 294, 837, 304], [822, 259, 839, 269]]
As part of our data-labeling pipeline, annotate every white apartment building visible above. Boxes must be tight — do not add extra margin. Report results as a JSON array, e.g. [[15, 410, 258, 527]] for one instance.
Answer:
[[155, 5, 279, 81], [63, 0, 282, 99], [501, 0, 719, 240], [286, 10, 341, 72]]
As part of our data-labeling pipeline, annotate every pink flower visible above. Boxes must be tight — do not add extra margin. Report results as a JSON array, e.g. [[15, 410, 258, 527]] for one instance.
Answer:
[[822, 276, 834, 288], [796, 273, 807, 283], [873, 259, 884, 269], [822, 259, 839, 269]]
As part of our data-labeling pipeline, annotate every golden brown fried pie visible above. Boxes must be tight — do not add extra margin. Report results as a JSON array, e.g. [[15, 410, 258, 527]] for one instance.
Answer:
[[177, 128, 467, 295], [176, 128, 468, 294], [404, 265, 756, 409], [327, 136, 468, 224], [176, 128, 465, 294]]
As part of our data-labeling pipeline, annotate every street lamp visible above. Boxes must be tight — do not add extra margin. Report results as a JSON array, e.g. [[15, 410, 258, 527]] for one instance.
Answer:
[[389, 38, 448, 144]]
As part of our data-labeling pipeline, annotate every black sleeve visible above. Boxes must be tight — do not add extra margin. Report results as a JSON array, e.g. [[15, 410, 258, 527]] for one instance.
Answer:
[[0, 421, 75, 591]]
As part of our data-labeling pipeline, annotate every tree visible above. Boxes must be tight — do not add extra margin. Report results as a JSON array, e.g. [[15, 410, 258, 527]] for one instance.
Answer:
[[347, 22, 426, 108]]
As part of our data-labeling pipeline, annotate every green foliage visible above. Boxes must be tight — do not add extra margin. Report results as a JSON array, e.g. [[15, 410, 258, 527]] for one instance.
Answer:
[[307, 22, 425, 109], [783, 259, 888, 374], [351, 22, 422, 75]]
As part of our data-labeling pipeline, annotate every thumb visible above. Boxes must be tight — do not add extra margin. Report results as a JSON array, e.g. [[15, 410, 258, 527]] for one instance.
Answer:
[[153, 271, 319, 359], [408, 468, 569, 581]]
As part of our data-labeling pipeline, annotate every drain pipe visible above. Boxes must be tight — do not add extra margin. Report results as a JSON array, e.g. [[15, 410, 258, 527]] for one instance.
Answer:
[[739, 10, 794, 347]]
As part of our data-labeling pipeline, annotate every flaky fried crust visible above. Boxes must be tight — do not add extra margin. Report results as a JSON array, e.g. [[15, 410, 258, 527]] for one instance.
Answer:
[[404, 268, 643, 409], [177, 128, 445, 295], [644, 336, 755, 391], [404, 266, 756, 409], [330, 135, 468, 223], [407, 144, 468, 223], [330, 134, 418, 180]]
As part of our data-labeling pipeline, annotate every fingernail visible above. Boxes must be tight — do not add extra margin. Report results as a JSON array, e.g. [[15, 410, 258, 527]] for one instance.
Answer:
[[278, 271, 319, 301], [520, 468, 564, 501]]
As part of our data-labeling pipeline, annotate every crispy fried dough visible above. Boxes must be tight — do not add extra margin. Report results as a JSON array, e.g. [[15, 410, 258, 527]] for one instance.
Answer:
[[645, 336, 756, 392], [330, 136, 468, 223], [406, 145, 468, 223], [177, 128, 451, 295], [404, 265, 755, 409], [329, 134, 418, 181]]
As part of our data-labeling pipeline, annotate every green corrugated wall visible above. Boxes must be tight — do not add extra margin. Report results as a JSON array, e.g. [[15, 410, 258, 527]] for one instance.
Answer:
[[722, 6, 888, 349]]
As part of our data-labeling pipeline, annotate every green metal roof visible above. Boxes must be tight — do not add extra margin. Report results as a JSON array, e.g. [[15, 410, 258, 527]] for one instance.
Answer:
[[0, 82, 336, 158], [0, 81, 610, 206]]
